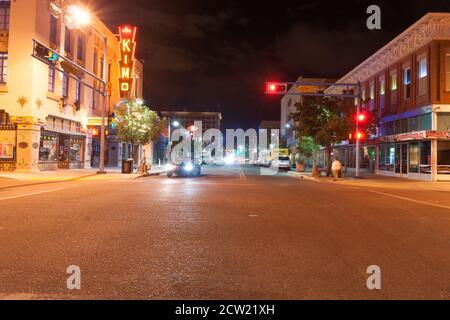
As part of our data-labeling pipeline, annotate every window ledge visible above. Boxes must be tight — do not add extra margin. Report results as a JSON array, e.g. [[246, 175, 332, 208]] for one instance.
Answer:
[[0, 84, 8, 92], [46, 91, 61, 102]]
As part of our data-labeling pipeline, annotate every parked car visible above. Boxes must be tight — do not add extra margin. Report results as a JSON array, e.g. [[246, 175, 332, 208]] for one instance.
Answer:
[[270, 156, 291, 171]]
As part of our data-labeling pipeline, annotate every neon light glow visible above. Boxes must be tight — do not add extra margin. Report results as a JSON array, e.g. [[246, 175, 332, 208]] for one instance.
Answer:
[[118, 25, 137, 99]]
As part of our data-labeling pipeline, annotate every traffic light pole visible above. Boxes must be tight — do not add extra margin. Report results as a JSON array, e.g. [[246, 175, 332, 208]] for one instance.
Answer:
[[355, 81, 362, 179], [266, 80, 363, 179]]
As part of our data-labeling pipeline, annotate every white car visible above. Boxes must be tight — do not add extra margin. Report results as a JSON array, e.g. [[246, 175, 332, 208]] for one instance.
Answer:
[[270, 156, 291, 171]]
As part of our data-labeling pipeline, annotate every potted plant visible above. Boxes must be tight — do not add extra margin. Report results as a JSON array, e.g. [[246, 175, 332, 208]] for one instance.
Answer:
[[296, 155, 305, 172]]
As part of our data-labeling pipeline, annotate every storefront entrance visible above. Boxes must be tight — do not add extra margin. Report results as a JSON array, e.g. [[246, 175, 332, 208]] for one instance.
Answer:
[[395, 143, 408, 175], [58, 134, 70, 169]]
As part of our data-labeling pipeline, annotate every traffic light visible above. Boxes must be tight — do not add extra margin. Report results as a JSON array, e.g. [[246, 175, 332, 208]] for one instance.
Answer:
[[265, 82, 288, 94], [355, 112, 368, 124], [348, 131, 366, 143]]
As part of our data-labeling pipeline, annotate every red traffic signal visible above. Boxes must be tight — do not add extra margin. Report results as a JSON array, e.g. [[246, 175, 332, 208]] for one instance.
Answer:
[[349, 131, 366, 142], [355, 112, 368, 123], [265, 82, 288, 94]]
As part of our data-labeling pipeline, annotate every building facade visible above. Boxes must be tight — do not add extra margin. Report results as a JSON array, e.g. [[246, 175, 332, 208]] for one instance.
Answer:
[[0, 0, 143, 172], [161, 111, 222, 132], [327, 13, 450, 181]]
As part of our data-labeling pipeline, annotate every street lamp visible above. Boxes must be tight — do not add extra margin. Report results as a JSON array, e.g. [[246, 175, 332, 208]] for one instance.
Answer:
[[68, 5, 108, 174], [167, 119, 180, 163]]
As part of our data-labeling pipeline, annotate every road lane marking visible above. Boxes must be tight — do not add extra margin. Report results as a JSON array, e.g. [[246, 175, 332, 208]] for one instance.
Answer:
[[368, 190, 450, 210], [238, 165, 247, 180], [0, 187, 68, 201]]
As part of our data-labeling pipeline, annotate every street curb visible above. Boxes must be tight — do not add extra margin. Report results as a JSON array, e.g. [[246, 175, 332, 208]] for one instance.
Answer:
[[287, 171, 320, 182], [135, 170, 168, 179], [0, 172, 98, 191]]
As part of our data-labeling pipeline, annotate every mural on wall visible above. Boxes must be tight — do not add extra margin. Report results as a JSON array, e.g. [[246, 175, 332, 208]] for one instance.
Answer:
[[17, 96, 28, 109], [36, 98, 43, 110]]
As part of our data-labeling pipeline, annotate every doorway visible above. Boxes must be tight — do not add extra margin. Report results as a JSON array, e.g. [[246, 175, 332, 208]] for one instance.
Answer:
[[58, 134, 70, 169], [395, 143, 408, 175]]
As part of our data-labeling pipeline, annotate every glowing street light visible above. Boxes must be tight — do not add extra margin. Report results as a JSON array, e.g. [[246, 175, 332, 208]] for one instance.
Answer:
[[172, 120, 180, 127], [66, 5, 108, 174], [67, 5, 91, 27]]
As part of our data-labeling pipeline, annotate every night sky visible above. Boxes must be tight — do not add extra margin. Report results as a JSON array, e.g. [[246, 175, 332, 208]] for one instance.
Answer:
[[91, 0, 450, 129]]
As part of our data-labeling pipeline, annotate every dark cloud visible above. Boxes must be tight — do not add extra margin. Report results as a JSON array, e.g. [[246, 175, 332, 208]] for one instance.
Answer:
[[93, 0, 450, 129]]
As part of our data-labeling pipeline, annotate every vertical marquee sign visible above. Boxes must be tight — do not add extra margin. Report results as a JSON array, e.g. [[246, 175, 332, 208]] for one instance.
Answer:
[[118, 25, 137, 99]]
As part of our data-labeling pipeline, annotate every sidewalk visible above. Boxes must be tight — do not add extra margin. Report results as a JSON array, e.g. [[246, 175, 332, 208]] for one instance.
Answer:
[[0, 166, 167, 189], [288, 170, 450, 192]]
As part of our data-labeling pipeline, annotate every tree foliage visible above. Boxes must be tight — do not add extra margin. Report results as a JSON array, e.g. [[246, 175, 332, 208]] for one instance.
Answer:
[[114, 99, 167, 146], [291, 94, 355, 172]]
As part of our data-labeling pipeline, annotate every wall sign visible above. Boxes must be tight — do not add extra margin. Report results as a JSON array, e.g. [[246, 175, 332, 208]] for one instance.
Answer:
[[118, 25, 137, 99], [0, 142, 14, 159]]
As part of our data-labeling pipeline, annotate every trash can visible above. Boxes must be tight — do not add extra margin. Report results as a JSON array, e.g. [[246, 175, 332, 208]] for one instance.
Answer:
[[122, 159, 133, 174]]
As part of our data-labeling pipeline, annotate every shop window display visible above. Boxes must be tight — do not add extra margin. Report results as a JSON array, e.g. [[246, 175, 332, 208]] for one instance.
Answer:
[[437, 141, 450, 174], [70, 137, 84, 162], [409, 142, 419, 173], [39, 133, 57, 161], [420, 141, 431, 174]]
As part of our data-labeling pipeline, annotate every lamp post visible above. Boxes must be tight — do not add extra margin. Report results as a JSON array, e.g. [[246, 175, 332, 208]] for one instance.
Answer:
[[67, 5, 108, 174], [167, 119, 179, 163]]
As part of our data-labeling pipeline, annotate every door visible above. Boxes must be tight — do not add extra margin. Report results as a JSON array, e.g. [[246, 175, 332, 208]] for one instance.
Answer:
[[395, 143, 408, 175], [395, 144, 401, 173], [58, 134, 70, 169], [401, 143, 408, 175]]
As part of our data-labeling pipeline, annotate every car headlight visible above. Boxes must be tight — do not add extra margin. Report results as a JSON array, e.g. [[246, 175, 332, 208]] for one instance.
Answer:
[[184, 163, 193, 171]]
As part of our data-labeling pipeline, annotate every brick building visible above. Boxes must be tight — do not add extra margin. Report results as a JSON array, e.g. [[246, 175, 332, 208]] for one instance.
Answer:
[[327, 13, 450, 181]]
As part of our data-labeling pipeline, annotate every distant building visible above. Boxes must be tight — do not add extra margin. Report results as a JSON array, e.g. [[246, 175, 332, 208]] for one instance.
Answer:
[[160, 110, 222, 132], [258, 120, 280, 130], [160, 110, 222, 163]]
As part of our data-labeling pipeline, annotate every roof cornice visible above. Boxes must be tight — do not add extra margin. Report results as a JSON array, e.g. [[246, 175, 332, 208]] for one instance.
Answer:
[[327, 13, 450, 93]]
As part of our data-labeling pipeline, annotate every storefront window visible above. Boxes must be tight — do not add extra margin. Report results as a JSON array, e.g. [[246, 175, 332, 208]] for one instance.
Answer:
[[379, 144, 386, 170], [409, 142, 419, 173], [386, 144, 395, 171], [419, 113, 432, 130], [420, 141, 431, 174], [437, 113, 450, 131], [70, 137, 84, 162], [39, 133, 57, 161], [437, 141, 450, 174]]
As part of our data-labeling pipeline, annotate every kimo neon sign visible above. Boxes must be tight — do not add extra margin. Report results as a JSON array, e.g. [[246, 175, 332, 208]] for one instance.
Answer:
[[118, 25, 137, 98]]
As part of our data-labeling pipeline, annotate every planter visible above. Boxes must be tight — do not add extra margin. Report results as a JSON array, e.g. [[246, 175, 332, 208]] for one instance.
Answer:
[[296, 163, 305, 172]]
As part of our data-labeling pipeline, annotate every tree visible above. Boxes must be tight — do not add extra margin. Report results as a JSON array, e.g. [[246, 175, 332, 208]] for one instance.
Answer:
[[291, 94, 354, 175], [114, 99, 167, 161], [297, 136, 320, 164]]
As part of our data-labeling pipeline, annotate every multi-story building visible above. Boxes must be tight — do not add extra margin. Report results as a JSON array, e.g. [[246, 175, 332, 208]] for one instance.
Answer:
[[0, 0, 143, 172], [160, 110, 222, 132], [327, 13, 450, 181], [160, 110, 222, 163]]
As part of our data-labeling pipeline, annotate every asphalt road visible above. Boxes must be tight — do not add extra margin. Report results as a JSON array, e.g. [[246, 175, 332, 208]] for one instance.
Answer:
[[0, 165, 449, 299]]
